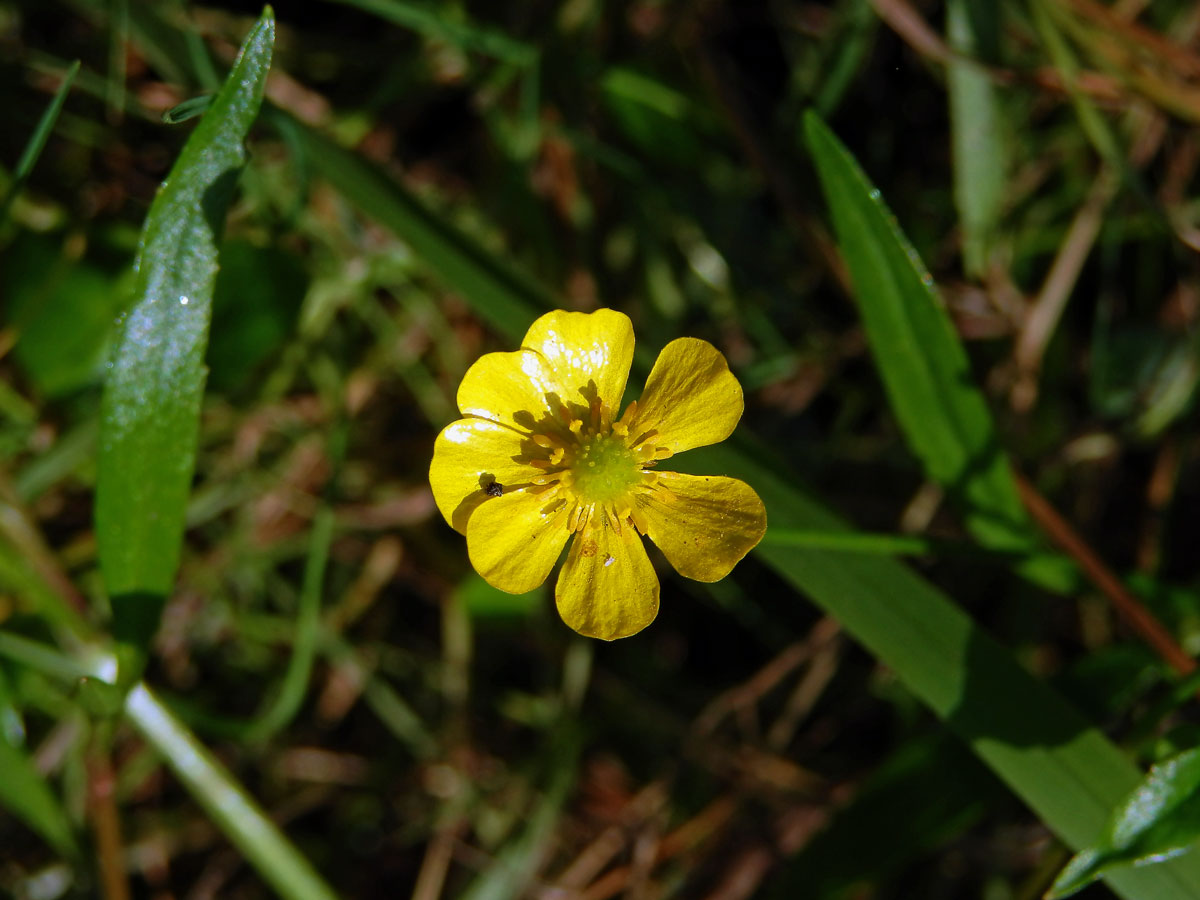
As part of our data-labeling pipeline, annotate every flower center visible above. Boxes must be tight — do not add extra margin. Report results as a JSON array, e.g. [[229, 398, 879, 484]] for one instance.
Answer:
[[567, 434, 640, 504], [520, 398, 676, 536]]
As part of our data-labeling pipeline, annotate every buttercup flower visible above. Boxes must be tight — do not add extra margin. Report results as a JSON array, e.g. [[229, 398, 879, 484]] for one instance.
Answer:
[[430, 309, 766, 640]]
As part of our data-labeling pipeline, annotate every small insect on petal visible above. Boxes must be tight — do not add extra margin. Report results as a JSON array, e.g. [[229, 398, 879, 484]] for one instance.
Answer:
[[486, 482, 504, 497]]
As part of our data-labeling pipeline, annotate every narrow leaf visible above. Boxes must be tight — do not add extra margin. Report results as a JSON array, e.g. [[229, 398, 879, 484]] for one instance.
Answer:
[[0, 59, 79, 226], [1049, 748, 1200, 898], [94, 9, 274, 648], [803, 111, 1029, 552]]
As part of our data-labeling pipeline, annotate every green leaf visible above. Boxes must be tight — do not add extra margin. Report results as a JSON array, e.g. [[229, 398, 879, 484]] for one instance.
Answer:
[[803, 111, 1029, 553], [1049, 748, 1200, 898], [0, 731, 77, 857], [162, 93, 214, 124], [94, 9, 274, 654]]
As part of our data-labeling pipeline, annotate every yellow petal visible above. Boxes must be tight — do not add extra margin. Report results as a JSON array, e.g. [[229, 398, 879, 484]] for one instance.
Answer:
[[636, 472, 766, 582], [456, 349, 566, 432], [522, 308, 634, 418], [430, 418, 539, 534], [631, 338, 743, 453], [555, 517, 659, 640], [467, 487, 570, 594]]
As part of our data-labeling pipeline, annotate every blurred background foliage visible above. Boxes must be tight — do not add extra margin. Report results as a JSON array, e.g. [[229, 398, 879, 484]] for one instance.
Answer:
[[5, 0, 1200, 897]]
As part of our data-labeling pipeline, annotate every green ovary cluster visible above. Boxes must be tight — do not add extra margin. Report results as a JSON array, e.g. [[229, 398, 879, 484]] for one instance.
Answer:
[[567, 434, 641, 504]]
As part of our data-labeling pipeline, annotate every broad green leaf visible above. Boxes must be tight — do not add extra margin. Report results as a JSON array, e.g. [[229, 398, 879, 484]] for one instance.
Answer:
[[0, 732, 77, 857], [282, 101, 1200, 900], [947, 0, 1005, 277], [1049, 748, 1200, 898], [804, 111, 1029, 553], [94, 9, 274, 649]]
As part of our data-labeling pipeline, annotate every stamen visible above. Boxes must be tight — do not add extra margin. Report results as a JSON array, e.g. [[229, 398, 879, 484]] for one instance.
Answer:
[[618, 400, 638, 428], [549, 447, 565, 465], [654, 446, 674, 460], [533, 434, 563, 449], [652, 483, 677, 502], [607, 503, 623, 536], [569, 418, 583, 436]]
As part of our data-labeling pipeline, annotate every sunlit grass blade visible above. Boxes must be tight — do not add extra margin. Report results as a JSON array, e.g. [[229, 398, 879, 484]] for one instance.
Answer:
[[94, 9, 273, 662], [0, 735, 77, 857], [0, 59, 79, 227], [124, 683, 339, 900], [803, 111, 1030, 552]]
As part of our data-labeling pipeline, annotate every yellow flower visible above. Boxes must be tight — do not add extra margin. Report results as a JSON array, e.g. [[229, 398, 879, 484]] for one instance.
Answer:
[[429, 309, 767, 640]]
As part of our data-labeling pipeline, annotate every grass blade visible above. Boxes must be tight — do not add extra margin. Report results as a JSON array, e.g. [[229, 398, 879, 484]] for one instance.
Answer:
[[0, 59, 79, 227], [124, 683, 339, 900], [94, 9, 274, 658]]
